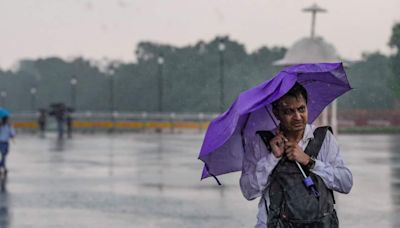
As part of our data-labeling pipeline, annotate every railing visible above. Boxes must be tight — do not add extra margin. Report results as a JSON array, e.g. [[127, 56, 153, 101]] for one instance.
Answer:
[[9, 109, 400, 133], [11, 112, 219, 132]]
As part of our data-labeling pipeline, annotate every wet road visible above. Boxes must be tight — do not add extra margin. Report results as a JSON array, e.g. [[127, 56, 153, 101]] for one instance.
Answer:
[[0, 132, 399, 227]]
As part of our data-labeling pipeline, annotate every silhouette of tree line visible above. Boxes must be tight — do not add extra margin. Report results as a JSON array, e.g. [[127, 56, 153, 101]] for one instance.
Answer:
[[0, 28, 398, 113]]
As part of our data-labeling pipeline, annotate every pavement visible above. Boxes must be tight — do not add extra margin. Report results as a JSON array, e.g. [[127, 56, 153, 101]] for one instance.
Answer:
[[0, 132, 398, 227]]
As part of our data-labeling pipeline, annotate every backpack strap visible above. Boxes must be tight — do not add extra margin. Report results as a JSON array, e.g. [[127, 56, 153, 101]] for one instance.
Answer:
[[256, 127, 333, 160], [301, 126, 332, 176], [256, 130, 275, 152], [304, 126, 333, 158], [256, 130, 288, 179], [256, 126, 334, 182], [256, 126, 333, 157], [256, 130, 276, 217], [304, 126, 336, 204]]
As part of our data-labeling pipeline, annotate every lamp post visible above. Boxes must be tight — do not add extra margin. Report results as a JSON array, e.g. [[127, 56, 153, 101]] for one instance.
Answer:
[[218, 38, 225, 113], [0, 91, 7, 107], [108, 69, 115, 132], [109, 70, 115, 116], [157, 55, 164, 113], [70, 76, 78, 110], [30, 87, 37, 111]]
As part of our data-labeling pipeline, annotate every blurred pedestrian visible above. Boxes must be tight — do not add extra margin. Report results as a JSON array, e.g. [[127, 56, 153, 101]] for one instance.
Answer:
[[0, 116, 15, 176], [66, 107, 74, 138], [38, 108, 47, 137], [49, 103, 66, 139]]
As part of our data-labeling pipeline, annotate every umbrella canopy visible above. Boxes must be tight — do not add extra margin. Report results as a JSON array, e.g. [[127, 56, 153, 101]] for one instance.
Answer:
[[0, 107, 10, 118], [198, 62, 352, 180]]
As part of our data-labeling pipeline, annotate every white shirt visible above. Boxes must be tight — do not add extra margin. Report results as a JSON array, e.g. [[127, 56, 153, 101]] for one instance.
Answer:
[[0, 124, 15, 142], [239, 124, 353, 228]]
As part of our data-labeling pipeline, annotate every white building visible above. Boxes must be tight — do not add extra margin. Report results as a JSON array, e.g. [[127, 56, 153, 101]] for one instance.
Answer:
[[274, 3, 343, 134]]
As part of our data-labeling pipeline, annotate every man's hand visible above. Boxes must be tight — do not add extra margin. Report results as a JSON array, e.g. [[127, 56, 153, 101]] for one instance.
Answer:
[[269, 130, 287, 158], [284, 141, 310, 165]]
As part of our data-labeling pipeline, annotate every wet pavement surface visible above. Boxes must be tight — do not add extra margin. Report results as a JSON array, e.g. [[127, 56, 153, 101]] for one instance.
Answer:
[[0, 132, 399, 227]]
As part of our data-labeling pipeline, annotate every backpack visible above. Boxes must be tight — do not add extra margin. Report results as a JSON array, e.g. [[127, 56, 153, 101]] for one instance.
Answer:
[[257, 127, 338, 228]]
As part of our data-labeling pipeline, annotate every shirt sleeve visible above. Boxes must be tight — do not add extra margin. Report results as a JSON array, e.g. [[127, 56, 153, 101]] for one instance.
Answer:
[[9, 126, 16, 138], [311, 131, 353, 194], [240, 134, 280, 200]]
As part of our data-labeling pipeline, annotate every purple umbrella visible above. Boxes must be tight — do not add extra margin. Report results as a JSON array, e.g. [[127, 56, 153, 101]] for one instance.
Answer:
[[198, 62, 352, 183]]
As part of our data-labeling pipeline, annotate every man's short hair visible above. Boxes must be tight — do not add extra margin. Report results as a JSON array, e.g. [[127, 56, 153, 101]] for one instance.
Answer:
[[272, 82, 308, 110]]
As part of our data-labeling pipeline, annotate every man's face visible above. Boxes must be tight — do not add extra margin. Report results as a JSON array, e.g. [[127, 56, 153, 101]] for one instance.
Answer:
[[273, 95, 308, 133]]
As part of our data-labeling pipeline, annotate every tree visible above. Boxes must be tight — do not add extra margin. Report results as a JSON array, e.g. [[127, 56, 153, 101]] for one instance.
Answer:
[[338, 52, 394, 110], [389, 23, 400, 102], [0, 37, 288, 113]]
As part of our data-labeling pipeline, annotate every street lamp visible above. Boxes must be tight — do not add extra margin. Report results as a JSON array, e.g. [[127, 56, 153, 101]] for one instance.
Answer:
[[0, 91, 7, 107], [218, 38, 226, 112], [70, 76, 78, 110], [108, 69, 115, 123], [30, 87, 37, 111], [157, 55, 164, 113]]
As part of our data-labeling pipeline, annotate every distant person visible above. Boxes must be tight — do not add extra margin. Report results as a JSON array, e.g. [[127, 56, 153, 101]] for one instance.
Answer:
[[66, 107, 74, 138], [38, 109, 47, 137], [49, 103, 66, 139], [0, 116, 15, 176]]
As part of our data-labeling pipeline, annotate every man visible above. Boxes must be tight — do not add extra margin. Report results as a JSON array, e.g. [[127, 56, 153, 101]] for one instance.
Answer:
[[38, 108, 47, 137], [49, 103, 66, 139], [0, 116, 16, 176], [240, 82, 353, 227]]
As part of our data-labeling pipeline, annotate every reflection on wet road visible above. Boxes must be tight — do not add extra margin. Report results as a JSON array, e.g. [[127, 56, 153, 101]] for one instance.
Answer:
[[336, 135, 400, 228], [0, 133, 398, 227]]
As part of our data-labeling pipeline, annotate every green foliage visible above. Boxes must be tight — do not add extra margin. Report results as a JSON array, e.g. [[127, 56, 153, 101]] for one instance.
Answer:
[[0, 34, 396, 113], [389, 23, 400, 99], [0, 36, 285, 113], [14, 58, 108, 111], [389, 23, 400, 50], [338, 52, 395, 109]]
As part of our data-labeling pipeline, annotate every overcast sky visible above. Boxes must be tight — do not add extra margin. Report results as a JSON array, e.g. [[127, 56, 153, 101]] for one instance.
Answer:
[[1, 0, 399, 69]]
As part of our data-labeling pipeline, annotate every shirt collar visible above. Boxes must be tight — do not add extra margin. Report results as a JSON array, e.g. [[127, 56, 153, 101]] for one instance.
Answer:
[[302, 124, 315, 143], [271, 124, 314, 141]]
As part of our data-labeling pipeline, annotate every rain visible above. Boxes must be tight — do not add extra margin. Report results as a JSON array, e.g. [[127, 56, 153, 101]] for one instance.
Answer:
[[0, 1, 399, 227]]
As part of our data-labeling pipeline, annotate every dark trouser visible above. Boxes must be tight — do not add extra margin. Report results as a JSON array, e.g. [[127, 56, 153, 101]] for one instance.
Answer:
[[0, 142, 9, 169], [57, 120, 64, 139]]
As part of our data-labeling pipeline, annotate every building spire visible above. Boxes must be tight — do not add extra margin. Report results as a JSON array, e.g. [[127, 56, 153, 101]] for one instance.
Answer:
[[303, 3, 327, 38]]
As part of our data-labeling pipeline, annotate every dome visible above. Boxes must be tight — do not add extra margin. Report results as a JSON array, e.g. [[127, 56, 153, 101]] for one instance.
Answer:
[[274, 36, 341, 66]]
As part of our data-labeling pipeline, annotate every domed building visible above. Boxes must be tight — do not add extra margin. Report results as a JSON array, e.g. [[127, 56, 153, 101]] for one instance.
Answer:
[[274, 4, 343, 133], [274, 36, 341, 66], [274, 3, 342, 66]]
